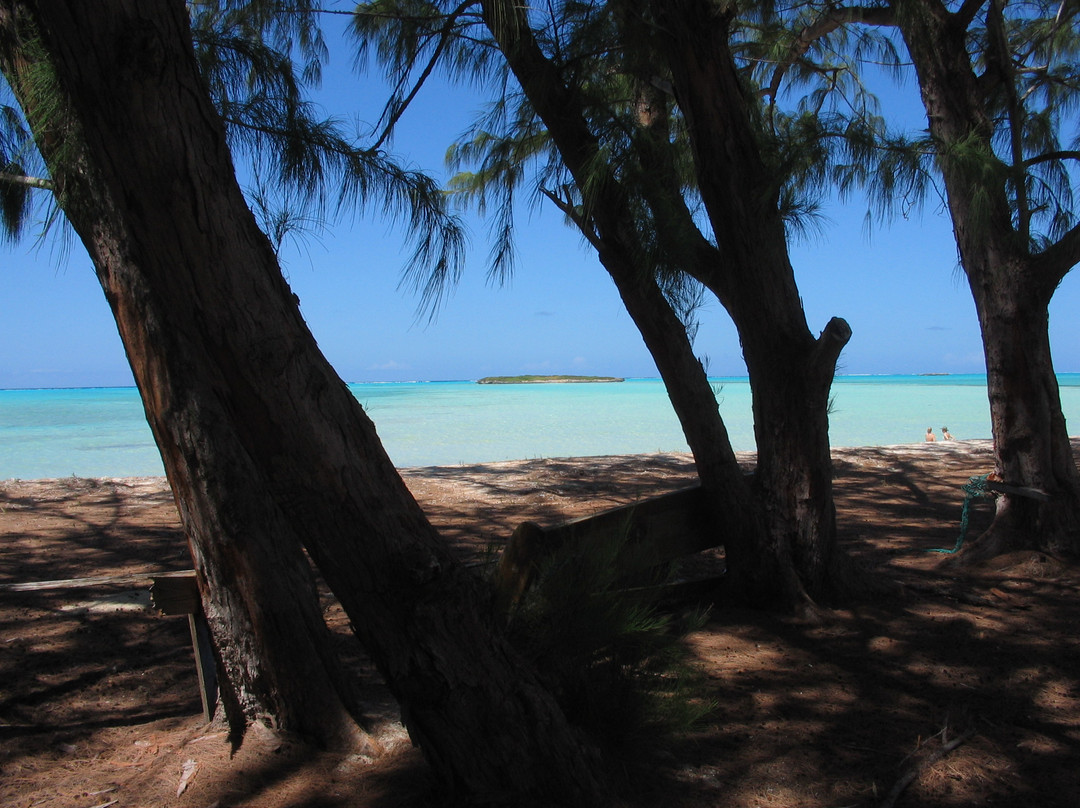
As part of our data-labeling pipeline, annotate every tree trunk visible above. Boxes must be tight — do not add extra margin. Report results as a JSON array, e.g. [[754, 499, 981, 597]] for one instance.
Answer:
[[895, 0, 1080, 559], [0, 0, 364, 749], [968, 261, 1080, 558], [2, 1, 608, 802], [598, 254, 774, 596], [650, 0, 852, 605]]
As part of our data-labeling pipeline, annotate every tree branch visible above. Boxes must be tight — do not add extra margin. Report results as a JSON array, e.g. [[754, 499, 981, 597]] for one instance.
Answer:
[[370, 1, 474, 151], [764, 5, 896, 104], [986, 0, 1031, 240], [954, 0, 988, 29], [1023, 149, 1080, 168], [1032, 220, 1080, 286], [811, 316, 853, 378], [539, 185, 602, 251], [0, 171, 52, 190], [879, 727, 977, 808]]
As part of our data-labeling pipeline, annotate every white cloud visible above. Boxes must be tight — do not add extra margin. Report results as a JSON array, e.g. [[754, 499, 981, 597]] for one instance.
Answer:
[[369, 360, 410, 371]]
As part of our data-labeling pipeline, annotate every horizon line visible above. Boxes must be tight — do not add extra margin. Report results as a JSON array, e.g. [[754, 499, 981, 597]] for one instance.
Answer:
[[8, 370, 1080, 394]]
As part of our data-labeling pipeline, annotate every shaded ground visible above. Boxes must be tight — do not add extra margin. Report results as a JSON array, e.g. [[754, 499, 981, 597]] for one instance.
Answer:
[[1, 440, 1078, 807]]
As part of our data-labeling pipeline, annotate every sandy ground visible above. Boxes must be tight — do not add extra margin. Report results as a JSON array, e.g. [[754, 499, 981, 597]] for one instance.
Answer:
[[1, 440, 1078, 807]]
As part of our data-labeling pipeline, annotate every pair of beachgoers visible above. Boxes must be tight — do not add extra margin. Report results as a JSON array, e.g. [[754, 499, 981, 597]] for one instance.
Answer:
[[926, 427, 953, 442]]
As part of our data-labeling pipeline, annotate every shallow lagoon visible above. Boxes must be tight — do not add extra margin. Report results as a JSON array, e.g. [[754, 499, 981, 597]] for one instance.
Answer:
[[2, 374, 1079, 478]]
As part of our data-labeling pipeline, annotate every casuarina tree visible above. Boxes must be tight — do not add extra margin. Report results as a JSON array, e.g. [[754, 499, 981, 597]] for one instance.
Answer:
[[0, 1, 609, 802], [799, 0, 1080, 559], [887, 0, 1080, 559]]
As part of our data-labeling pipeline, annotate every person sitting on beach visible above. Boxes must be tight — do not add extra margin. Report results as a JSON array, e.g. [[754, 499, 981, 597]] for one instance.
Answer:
[[942, 426, 954, 440], [925, 427, 936, 442]]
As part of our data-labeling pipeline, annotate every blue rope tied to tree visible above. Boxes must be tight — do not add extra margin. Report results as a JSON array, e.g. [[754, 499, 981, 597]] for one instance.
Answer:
[[929, 474, 992, 554]]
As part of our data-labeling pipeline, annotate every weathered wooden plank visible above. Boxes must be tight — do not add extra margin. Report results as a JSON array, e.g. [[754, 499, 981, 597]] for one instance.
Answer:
[[187, 611, 218, 723], [542, 485, 714, 568], [0, 569, 195, 593], [151, 572, 217, 723], [496, 485, 718, 614], [0, 567, 213, 721], [150, 572, 199, 615]]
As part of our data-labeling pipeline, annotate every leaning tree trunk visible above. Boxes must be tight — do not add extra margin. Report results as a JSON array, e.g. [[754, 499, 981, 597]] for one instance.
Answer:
[[3, 1, 609, 803], [599, 250, 774, 593], [896, 0, 1080, 560], [0, 0, 364, 749]]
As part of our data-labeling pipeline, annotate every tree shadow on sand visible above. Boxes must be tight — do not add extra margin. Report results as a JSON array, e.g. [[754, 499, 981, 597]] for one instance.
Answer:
[[2, 443, 1077, 807]]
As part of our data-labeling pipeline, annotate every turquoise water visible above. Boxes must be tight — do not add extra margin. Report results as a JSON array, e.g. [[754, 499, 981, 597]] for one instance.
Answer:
[[3, 375, 1080, 479]]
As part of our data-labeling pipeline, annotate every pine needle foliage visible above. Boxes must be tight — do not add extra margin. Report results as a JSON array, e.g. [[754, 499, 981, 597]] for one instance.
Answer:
[[503, 524, 715, 756], [2, 1, 466, 307], [348, 0, 924, 326], [191, 2, 466, 310], [0, 23, 73, 243], [0, 103, 32, 242]]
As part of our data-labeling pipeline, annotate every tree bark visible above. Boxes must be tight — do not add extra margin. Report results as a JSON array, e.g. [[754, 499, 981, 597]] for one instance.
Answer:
[[598, 248, 772, 595], [1, 1, 609, 802], [973, 271, 1080, 558], [648, 0, 852, 604], [894, 0, 1080, 559]]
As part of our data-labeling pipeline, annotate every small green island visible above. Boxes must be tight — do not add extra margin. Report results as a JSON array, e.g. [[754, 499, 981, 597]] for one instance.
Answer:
[[477, 374, 625, 384]]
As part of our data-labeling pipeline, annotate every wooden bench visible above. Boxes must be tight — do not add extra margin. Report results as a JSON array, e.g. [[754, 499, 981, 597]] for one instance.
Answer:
[[0, 570, 216, 723], [150, 572, 216, 723], [5, 484, 726, 721], [495, 484, 721, 615]]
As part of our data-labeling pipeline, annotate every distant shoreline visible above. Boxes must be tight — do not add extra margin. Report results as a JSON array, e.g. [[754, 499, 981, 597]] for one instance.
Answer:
[[17, 437, 1080, 482], [477, 375, 625, 384], [10, 372, 1080, 392]]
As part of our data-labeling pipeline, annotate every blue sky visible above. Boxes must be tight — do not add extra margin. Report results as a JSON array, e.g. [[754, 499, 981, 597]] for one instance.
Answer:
[[2, 15, 1078, 390]]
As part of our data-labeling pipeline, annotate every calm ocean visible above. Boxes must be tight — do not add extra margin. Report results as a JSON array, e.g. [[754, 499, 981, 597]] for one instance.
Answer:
[[2, 375, 1079, 479]]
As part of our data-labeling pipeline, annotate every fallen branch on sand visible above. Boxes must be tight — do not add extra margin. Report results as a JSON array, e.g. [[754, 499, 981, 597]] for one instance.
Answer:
[[879, 725, 977, 808]]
